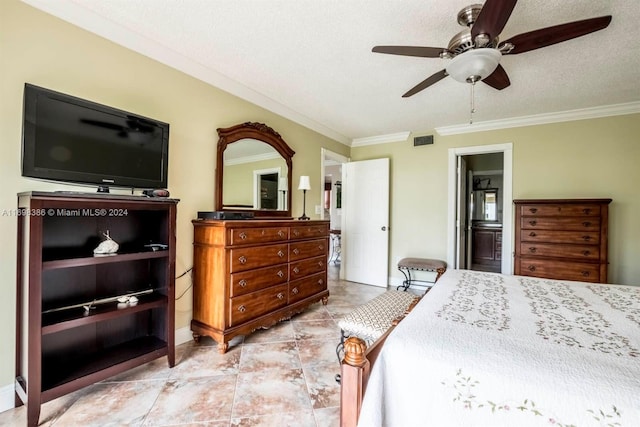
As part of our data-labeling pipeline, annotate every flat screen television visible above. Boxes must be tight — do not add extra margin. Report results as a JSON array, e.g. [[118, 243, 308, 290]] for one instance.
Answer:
[[22, 83, 169, 191]]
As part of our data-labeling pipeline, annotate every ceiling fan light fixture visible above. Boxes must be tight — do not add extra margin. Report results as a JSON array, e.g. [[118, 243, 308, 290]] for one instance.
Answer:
[[446, 48, 502, 83]]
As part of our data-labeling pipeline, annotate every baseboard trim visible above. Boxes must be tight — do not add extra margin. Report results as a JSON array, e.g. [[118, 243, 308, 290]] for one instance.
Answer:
[[175, 326, 192, 346], [0, 383, 15, 413]]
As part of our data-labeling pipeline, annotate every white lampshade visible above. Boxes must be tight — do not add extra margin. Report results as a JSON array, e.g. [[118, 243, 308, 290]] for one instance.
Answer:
[[446, 48, 502, 83], [298, 175, 311, 191], [278, 177, 288, 191]]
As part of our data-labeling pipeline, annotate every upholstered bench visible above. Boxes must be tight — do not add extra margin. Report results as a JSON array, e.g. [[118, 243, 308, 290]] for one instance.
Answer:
[[397, 257, 447, 291], [336, 290, 420, 362]]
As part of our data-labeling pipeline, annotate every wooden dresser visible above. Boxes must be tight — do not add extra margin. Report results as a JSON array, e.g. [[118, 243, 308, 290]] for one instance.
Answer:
[[514, 199, 611, 283], [191, 219, 329, 352]]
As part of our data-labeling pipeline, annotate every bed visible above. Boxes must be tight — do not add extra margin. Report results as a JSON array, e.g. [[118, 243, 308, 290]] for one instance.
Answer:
[[340, 269, 640, 427]]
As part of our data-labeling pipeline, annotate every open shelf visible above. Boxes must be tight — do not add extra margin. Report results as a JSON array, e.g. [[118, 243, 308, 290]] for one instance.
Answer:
[[41, 336, 167, 393], [43, 250, 169, 270], [16, 192, 177, 427], [42, 294, 168, 334]]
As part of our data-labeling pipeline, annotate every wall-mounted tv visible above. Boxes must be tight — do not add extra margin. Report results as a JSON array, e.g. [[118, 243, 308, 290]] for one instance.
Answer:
[[22, 83, 169, 191]]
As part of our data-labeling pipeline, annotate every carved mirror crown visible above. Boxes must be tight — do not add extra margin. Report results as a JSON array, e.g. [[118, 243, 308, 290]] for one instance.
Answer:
[[216, 122, 295, 217]]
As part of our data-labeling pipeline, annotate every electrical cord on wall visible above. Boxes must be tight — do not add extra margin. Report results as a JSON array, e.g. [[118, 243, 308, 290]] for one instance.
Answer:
[[175, 267, 193, 301]]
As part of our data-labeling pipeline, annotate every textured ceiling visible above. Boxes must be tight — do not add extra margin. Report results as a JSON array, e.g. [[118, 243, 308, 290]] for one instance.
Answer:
[[23, 0, 640, 144]]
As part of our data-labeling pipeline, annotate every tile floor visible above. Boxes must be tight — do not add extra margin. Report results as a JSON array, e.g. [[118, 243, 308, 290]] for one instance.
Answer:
[[0, 266, 388, 427]]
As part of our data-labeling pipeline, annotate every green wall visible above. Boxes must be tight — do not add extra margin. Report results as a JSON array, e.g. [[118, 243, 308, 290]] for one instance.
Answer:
[[0, 0, 349, 390], [352, 114, 640, 288]]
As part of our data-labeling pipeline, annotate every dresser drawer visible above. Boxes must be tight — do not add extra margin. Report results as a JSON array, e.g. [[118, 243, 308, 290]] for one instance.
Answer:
[[517, 259, 600, 283], [289, 272, 327, 304], [291, 224, 328, 240], [290, 256, 326, 280], [519, 229, 600, 244], [230, 264, 288, 297], [229, 284, 288, 326], [290, 239, 327, 262], [230, 243, 288, 273], [520, 217, 600, 231], [519, 243, 599, 260], [518, 204, 602, 217], [230, 226, 288, 246]]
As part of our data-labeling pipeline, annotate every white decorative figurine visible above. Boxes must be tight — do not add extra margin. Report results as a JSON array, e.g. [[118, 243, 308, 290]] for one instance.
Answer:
[[93, 231, 119, 255]]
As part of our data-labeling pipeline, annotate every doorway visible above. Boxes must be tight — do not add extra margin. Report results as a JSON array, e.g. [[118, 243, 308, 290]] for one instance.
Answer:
[[466, 156, 503, 272], [321, 148, 349, 279], [447, 143, 513, 274]]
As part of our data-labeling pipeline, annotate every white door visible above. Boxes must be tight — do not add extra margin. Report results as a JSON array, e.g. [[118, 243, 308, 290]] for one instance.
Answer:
[[456, 156, 468, 269], [342, 158, 389, 287]]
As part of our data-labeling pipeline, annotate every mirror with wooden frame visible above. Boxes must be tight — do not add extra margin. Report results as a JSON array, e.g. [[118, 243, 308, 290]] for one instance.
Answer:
[[215, 122, 295, 217]]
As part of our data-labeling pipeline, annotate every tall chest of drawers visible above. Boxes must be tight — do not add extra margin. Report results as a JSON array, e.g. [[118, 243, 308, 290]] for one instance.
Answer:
[[514, 199, 611, 283], [191, 219, 329, 352]]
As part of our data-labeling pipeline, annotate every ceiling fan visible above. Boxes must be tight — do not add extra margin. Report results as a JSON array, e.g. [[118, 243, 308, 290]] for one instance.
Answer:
[[373, 0, 612, 98]]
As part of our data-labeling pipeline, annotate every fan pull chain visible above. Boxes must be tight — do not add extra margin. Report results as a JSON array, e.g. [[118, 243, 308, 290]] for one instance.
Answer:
[[469, 81, 476, 124]]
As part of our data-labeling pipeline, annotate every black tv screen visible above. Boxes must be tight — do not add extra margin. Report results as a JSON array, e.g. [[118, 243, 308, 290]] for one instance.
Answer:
[[22, 83, 169, 190]]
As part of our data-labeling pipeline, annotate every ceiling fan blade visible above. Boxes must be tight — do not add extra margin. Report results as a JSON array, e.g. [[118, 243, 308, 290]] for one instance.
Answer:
[[372, 46, 445, 58], [482, 64, 510, 90], [471, 0, 518, 41], [402, 69, 448, 97], [80, 119, 125, 131], [501, 16, 612, 55]]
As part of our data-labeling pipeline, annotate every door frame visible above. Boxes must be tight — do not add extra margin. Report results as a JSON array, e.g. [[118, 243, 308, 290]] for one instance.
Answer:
[[253, 167, 282, 209], [447, 143, 513, 274]]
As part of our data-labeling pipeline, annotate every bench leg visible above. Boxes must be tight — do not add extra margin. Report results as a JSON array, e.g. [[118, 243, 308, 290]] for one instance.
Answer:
[[397, 267, 412, 291]]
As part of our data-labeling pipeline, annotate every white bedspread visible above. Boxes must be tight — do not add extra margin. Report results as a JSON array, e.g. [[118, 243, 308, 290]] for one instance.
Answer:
[[357, 270, 640, 427]]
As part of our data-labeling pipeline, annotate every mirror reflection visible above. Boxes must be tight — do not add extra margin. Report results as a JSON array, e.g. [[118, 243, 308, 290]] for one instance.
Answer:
[[222, 139, 288, 210], [216, 122, 295, 217], [472, 189, 499, 221]]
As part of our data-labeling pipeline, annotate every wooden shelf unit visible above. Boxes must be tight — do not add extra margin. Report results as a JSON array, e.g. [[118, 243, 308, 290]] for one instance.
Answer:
[[15, 192, 178, 427]]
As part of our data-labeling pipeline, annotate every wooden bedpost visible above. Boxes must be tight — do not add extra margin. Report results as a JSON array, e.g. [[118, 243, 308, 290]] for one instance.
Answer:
[[340, 337, 368, 427], [339, 294, 422, 427]]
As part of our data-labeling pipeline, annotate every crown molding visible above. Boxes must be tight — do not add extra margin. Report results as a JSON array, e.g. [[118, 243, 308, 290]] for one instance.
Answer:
[[435, 102, 640, 136], [21, 0, 351, 146], [351, 131, 411, 147], [224, 152, 281, 166]]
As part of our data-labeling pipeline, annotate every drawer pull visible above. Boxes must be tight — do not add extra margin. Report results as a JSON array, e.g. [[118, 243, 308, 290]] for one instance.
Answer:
[[528, 208, 538, 214], [277, 292, 284, 300], [318, 261, 323, 267], [318, 279, 324, 285], [277, 250, 285, 258], [582, 235, 591, 241], [239, 279, 247, 288], [292, 287, 299, 295], [318, 245, 324, 250], [583, 208, 592, 214], [278, 230, 285, 237], [582, 271, 590, 277], [582, 250, 590, 256], [528, 265, 536, 272], [293, 230, 300, 236], [238, 305, 246, 313], [529, 232, 536, 237], [293, 267, 300, 274], [528, 220, 537, 226], [582, 221, 591, 227], [239, 232, 247, 240], [293, 248, 300, 255], [277, 270, 285, 278], [528, 247, 537, 253], [238, 256, 247, 264]]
